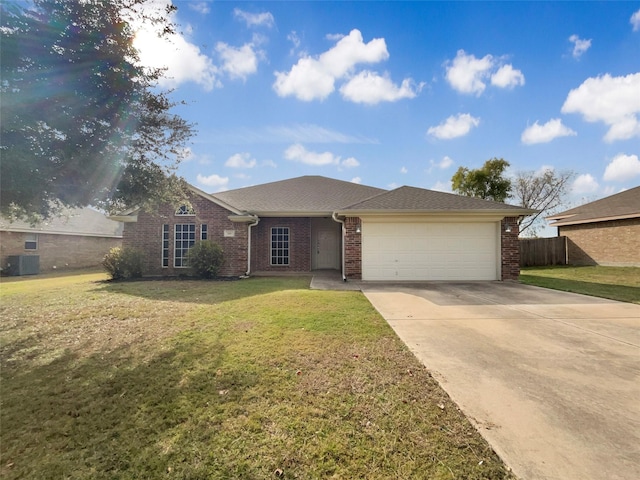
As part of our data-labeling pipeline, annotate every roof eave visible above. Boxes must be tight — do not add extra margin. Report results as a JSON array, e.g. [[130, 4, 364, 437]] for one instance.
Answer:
[[107, 214, 138, 223], [189, 185, 245, 215], [249, 210, 335, 217], [336, 208, 537, 217], [549, 212, 640, 227]]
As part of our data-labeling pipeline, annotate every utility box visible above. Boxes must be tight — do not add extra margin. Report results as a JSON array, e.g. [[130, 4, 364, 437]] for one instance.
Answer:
[[7, 255, 40, 276]]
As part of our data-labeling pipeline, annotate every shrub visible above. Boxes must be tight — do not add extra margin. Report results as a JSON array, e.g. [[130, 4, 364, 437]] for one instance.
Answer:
[[102, 247, 143, 280], [187, 240, 224, 279]]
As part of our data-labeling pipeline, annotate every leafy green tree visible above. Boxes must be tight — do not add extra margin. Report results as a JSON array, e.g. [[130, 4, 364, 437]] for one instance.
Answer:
[[1, 0, 194, 220], [451, 158, 512, 203]]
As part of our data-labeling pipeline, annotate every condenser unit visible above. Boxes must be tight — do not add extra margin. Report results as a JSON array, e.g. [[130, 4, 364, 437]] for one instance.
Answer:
[[7, 255, 40, 276]]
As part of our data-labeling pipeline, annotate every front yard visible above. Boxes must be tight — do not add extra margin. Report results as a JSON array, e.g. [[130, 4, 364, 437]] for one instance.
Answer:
[[520, 266, 640, 304], [0, 272, 512, 479]]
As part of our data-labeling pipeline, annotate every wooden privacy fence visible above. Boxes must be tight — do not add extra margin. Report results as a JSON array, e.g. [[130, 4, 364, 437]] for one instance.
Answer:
[[520, 236, 567, 267]]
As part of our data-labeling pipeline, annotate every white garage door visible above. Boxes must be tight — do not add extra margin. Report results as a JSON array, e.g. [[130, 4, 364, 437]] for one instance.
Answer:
[[362, 222, 499, 281]]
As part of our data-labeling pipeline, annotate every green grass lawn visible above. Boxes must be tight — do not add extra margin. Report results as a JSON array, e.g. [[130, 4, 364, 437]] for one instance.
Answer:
[[520, 266, 640, 304], [1, 272, 512, 479]]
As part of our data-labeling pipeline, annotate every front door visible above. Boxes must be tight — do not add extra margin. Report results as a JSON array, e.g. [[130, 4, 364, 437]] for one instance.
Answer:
[[311, 218, 340, 270]]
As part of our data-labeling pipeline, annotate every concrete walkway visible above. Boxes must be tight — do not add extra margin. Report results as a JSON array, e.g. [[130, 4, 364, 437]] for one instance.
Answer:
[[361, 282, 640, 480]]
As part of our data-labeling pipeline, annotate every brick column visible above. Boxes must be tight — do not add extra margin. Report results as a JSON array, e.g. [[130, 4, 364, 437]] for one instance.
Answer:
[[501, 217, 520, 280], [344, 217, 362, 279]]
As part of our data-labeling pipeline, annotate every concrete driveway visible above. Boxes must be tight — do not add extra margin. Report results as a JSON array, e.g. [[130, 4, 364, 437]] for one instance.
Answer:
[[362, 282, 640, 480]]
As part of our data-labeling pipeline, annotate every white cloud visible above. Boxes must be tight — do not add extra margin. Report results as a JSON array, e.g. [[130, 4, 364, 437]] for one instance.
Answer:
[[134, 26, 219, 91], [287, 31, 302, 56], [233, 9, 275, 28], [273, 29, 389, 101], [284, 144, 359, 168], [431, 181, 452, 193], [341, 157, 360, 168], [445, 50, 525, 95], [445, 50, 494, 95], [437, 156, 454, 169], [339, 71, 421, 104], [188, 2, 210, 14], [572, 174, 599, 194], [631, 9, 640, 31], [603, 153, 640, 182], [427, 113, 480, 140], [225, 152, 257, 169], [351, 177, 362, 184], [209, 124, 377, 145], [284, 144, 339, 166], [400, 167, 408, 174], [491, 64, 525, 88], [216, 42, 262, 80], [196, 173, 229, 189], [569, 34, 591, 59], [265, 124, 377, 144], [561, 73, 640, 142], [521, 118, 577, 144]]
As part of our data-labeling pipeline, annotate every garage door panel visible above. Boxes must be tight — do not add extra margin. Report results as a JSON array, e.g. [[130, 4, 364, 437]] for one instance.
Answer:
[[362, 222, 499, 281]]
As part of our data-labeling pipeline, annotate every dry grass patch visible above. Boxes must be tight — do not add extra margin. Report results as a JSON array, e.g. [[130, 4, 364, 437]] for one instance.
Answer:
[[1, 274, 513, 479]]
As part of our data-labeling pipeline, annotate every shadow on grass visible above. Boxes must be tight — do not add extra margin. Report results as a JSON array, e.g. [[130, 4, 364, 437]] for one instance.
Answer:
[[0, 334, 262, 479], [92, 276, 312, 305], [520, 275, 640, 304]]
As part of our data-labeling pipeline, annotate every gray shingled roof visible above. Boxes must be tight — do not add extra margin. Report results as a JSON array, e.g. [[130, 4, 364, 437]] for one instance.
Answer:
[[547, 186, 640, 226], [339, 186, 535, 214], [212, 176, 385, 215], [1, 207, 124, 237]]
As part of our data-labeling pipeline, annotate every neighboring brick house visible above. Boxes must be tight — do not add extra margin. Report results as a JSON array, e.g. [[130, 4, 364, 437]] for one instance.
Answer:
[[114, 176, 534, 281], [547, 186, 640, 266], [1, 207, 123, 274]]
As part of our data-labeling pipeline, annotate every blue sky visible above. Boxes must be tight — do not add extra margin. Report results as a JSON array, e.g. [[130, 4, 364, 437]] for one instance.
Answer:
[[135, 1, 640, 223]]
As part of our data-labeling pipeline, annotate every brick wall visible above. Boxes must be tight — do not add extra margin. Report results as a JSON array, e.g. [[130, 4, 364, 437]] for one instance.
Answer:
[[0, 230, 121, 273], [501, 217, 520, 280], [250, 217, 311, 273], [560, 218, 640, 266], [344, 217, 362, 279], [122, 194, 248, 276]]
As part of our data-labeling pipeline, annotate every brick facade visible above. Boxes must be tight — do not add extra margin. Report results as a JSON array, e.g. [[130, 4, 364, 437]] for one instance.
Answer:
[[0, 230, 121, 273], [251, 217, 312, 273], [344, 217, 362, 279], [122, 193, 248, 276], [501, 217, 520, 280], [559, 218, 640, 266]]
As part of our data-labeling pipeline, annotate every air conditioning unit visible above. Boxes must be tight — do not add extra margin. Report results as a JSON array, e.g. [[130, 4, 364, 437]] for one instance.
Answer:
[[7, 255, 40, 276]]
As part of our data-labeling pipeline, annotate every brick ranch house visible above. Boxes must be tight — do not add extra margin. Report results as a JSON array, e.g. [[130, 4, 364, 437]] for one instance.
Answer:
[[1, 207, 123, 274], [112, 176, 535, 281], [547, 186, 640, 266]]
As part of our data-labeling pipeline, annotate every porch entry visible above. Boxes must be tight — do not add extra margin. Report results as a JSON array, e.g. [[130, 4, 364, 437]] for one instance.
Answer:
[[311, 218, 341, 270]]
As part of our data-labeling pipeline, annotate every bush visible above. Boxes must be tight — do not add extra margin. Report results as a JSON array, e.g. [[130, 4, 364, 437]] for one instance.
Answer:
[[187, 240, 224, 279], [102, 247, 143, 280]]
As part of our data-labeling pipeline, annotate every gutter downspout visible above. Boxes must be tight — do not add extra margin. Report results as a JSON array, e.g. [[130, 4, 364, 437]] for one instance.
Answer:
[[331, 211, 347, 282], [245, 216, 260, 276]]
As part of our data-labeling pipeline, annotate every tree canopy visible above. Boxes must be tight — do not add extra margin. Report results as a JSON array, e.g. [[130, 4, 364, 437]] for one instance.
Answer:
[[1, 0, 194, 220], [451, 158, 512, 203], [511, 169, 575, 236], [451, 158, 575, 236]]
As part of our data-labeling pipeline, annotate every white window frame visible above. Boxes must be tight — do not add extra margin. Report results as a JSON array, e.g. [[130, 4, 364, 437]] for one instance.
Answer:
[[24, 233, 38, 250], [270, 227, 290, 266], [161, 224, 169, 268], [201, 224, 208, 241], [174, 224, 196, 268], [175, 205, 195, 216]]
